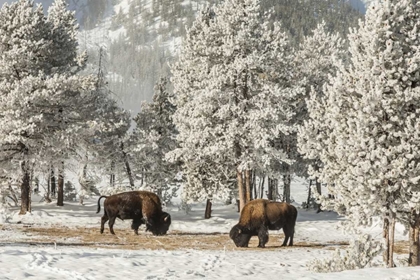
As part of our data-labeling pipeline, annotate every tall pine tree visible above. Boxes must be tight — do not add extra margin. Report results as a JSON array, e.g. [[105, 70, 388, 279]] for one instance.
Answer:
[[307, 0, 420, 267], [170, 0, 299, 211]]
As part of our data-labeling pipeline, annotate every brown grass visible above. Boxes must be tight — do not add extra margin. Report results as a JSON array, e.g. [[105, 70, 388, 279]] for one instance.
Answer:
[[2, 224, 409, 253], [0, 224, 351, 251]]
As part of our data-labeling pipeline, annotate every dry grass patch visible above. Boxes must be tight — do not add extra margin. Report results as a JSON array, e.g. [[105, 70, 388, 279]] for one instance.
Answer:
[[13, 225, 350, 251]]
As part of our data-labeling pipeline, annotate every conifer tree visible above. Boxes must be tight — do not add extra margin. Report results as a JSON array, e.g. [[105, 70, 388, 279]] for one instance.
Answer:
[[171, 0, 299, 211], [0, 0, 112, 212], [296, 22, 346, 208], [306, 0, 420, 268], [131, 77, 180, 203]]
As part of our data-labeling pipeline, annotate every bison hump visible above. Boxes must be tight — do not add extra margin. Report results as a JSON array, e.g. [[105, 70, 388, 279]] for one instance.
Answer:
[[239, 200, 267, 227]]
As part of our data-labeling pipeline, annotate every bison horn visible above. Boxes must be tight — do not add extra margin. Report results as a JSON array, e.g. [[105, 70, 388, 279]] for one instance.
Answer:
[[238, 229, 241, 234], [164, 216, 169, 222]]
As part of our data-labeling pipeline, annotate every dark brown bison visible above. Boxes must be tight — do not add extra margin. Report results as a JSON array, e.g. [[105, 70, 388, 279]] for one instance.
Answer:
[[97, 191, 171, 236], [229, 199, 297, 248]]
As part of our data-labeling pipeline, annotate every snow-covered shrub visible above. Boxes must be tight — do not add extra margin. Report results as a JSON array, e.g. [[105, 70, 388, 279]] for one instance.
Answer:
[[308, 234, 383, 272]]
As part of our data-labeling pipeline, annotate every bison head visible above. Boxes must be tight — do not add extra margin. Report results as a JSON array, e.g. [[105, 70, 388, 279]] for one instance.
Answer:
[[229, 224, 252, 247], [147, 212, 171, 236]]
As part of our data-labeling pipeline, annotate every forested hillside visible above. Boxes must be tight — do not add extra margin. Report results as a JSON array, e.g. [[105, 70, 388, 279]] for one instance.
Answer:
[[0, 0, 363, 113], [86, 0, 363, 114]]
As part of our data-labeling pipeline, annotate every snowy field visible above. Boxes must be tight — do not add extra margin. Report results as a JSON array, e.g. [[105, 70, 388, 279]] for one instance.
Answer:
[[1, 178, 420, 279]]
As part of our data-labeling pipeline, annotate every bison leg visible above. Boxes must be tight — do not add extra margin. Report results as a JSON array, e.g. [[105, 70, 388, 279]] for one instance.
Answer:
[[108, 216, 117, 235], [131, 218, 143, 235], [100, 214, 109, 234], [282, 225, 294, 246], [257, 226, 269, 248]]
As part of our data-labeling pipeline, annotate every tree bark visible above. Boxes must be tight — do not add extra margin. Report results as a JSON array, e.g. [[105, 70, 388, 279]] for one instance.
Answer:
[[409, 210, 420, 266], [204, 198, 212, 219], [57, 161, 64, 206], [383, 216, 390, 265], [110, 160, 115, 188], [245, 169, 251, 203], [252, 171, 257, 200], [259, 175, 265, 199], [51, 167, 56, 197], [19, 160, 31, 215], [121, 142, 135, 188], [80, 161, 88, 205], [388, 217, 396, 268], [267, 178, 273, 200], [306, 179, 312, 209], [315, 177, 322, 213], [283, 174, 291, 203], [237, 168, 246, 213]]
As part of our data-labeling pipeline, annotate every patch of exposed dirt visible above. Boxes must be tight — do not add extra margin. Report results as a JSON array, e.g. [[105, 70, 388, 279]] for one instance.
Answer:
[[2, 224, 350, 251]]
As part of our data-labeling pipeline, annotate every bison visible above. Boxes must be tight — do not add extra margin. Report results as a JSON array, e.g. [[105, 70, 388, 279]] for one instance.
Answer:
[[229, 199, 297, 248], [97, 191, 171, 236]]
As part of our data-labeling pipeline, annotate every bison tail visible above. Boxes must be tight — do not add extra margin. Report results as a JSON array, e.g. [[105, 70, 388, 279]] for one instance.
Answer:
[[96, 195, 108, 214]]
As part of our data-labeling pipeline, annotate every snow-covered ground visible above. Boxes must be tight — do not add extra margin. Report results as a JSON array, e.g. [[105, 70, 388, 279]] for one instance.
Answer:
[[1, 178, 420, 279]]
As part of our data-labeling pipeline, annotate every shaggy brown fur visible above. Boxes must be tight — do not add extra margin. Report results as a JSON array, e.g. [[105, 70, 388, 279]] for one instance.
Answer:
[[230, 199, 297, 248], [97, 191, 171, 236]]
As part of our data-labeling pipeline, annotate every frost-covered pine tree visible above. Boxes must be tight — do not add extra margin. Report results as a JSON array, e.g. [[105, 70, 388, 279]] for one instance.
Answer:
[[296, 22, 346, 207], [131, 78, 180, 204], [0, 0, 108, 213], [46, 0, 87, 74], [306, 0, 420, 268], [170, 0, 298, 211]]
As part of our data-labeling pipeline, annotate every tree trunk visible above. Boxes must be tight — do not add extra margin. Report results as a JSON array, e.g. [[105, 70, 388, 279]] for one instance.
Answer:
[[251, 170, 256, 200], [51, 167, 56, 197], [315, 177, 322, 213], [383, 214, 396, 268], [19, 160, 31, 215], [245, 169, 251, 203], [121, 142, 135, 188], [267, 178, 273, 200], [253, 171, 257, 200], [204, 199, 212, 219], [283, 174, 291, 203], [409, 210, 420, 266], [383, 216, 390, 265], [237, 168, 246, 213], [268, 178, 278, 201], [306, 179, 312, 209], [110, 160, 115, 188], [388, 217, 396, 268], [57, 161, 64, 206], [259, 175, 265, 199]]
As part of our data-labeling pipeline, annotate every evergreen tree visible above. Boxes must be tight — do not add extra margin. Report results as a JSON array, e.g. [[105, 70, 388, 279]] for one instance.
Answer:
[[170, 0, 299, 211], [296, 22, 346, 207], [131, 78, 180, 204], [306, 0, 420, 268], [0, 0, 118, 212]]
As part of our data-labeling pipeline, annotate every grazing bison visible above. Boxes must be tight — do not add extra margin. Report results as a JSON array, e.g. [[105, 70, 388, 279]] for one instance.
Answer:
[[229, 199, 297, 248], [97, 191, 171, 236]]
